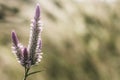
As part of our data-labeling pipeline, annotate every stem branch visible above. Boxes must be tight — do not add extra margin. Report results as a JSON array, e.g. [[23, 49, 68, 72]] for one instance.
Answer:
[[27, 70, 44, 77], [23, 67, 30, 80]]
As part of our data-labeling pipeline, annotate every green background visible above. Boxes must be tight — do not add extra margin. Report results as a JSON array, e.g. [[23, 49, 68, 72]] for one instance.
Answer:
[[0, 0, 120, 80]]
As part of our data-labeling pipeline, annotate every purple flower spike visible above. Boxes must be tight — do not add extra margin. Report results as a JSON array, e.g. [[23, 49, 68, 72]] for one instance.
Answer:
[[28, 3, 43, 65], [23, 47, 28, 59], [12, 31, 19, 46], [12, 3, 43, 68], [11, 3, 43, 80], [11, 31, 23, 64], [21, 47, 31, 68], [34, 3, 40, 20]]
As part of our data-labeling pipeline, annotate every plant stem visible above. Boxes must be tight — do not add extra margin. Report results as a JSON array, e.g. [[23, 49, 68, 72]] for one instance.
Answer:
[[27, 70, 44, 76], [23, 67, 30, 80], [23, 66, 44, 80]]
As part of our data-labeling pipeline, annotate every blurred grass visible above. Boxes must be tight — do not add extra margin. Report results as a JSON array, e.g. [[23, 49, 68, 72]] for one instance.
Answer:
[[0, 0, 120, 80]]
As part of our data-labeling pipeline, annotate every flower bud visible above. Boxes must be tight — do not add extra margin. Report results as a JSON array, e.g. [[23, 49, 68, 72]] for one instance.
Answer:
[[11, 31, 19, 46], [34, 3, 40, 20], [23, 47, 28, 60]]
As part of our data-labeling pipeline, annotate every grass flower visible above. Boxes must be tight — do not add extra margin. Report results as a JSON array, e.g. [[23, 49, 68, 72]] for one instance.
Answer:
[[11, 3, 43, 80]]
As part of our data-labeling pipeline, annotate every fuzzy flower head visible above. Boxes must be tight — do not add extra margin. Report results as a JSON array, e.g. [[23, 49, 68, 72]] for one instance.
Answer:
[[11, 4, 43, 68], [12, 31, 19, 46], [34, 3, 40, 20]]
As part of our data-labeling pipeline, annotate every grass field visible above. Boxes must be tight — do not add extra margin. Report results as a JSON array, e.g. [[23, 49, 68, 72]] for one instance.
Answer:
[[0, 0, 120, 80]]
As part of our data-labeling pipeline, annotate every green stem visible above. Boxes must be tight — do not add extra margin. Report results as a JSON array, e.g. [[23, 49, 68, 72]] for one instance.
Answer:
[[23, 66, 44, 80], [23, 67, 30, 80], [27, 70, 44, 77]]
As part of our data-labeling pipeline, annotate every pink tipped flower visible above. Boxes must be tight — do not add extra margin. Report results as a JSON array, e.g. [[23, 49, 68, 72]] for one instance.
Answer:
[[11, 3, 43, 68], [21, 47, 30, 68], [34, 3, 40, 20], [11, 31, 23, 64], [28, 3, 43, 65], [11, 3, 43, 80], [11, 31, 19, 46], [23, 47, 28, 60]]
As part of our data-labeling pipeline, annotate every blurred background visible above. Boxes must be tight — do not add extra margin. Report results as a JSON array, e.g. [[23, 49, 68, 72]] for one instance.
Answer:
[[0, 0, 120, 80]]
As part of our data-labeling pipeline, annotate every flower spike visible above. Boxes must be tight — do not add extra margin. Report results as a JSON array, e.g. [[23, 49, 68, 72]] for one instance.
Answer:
[[28, 3, 43, 65], [11, 3, 43, 80], [23, 47, 28, 60], [11, 31, 23, 64], [21, 47, 30, 68], [11, 31, 19, 46], [34, 3, 40, 20]]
